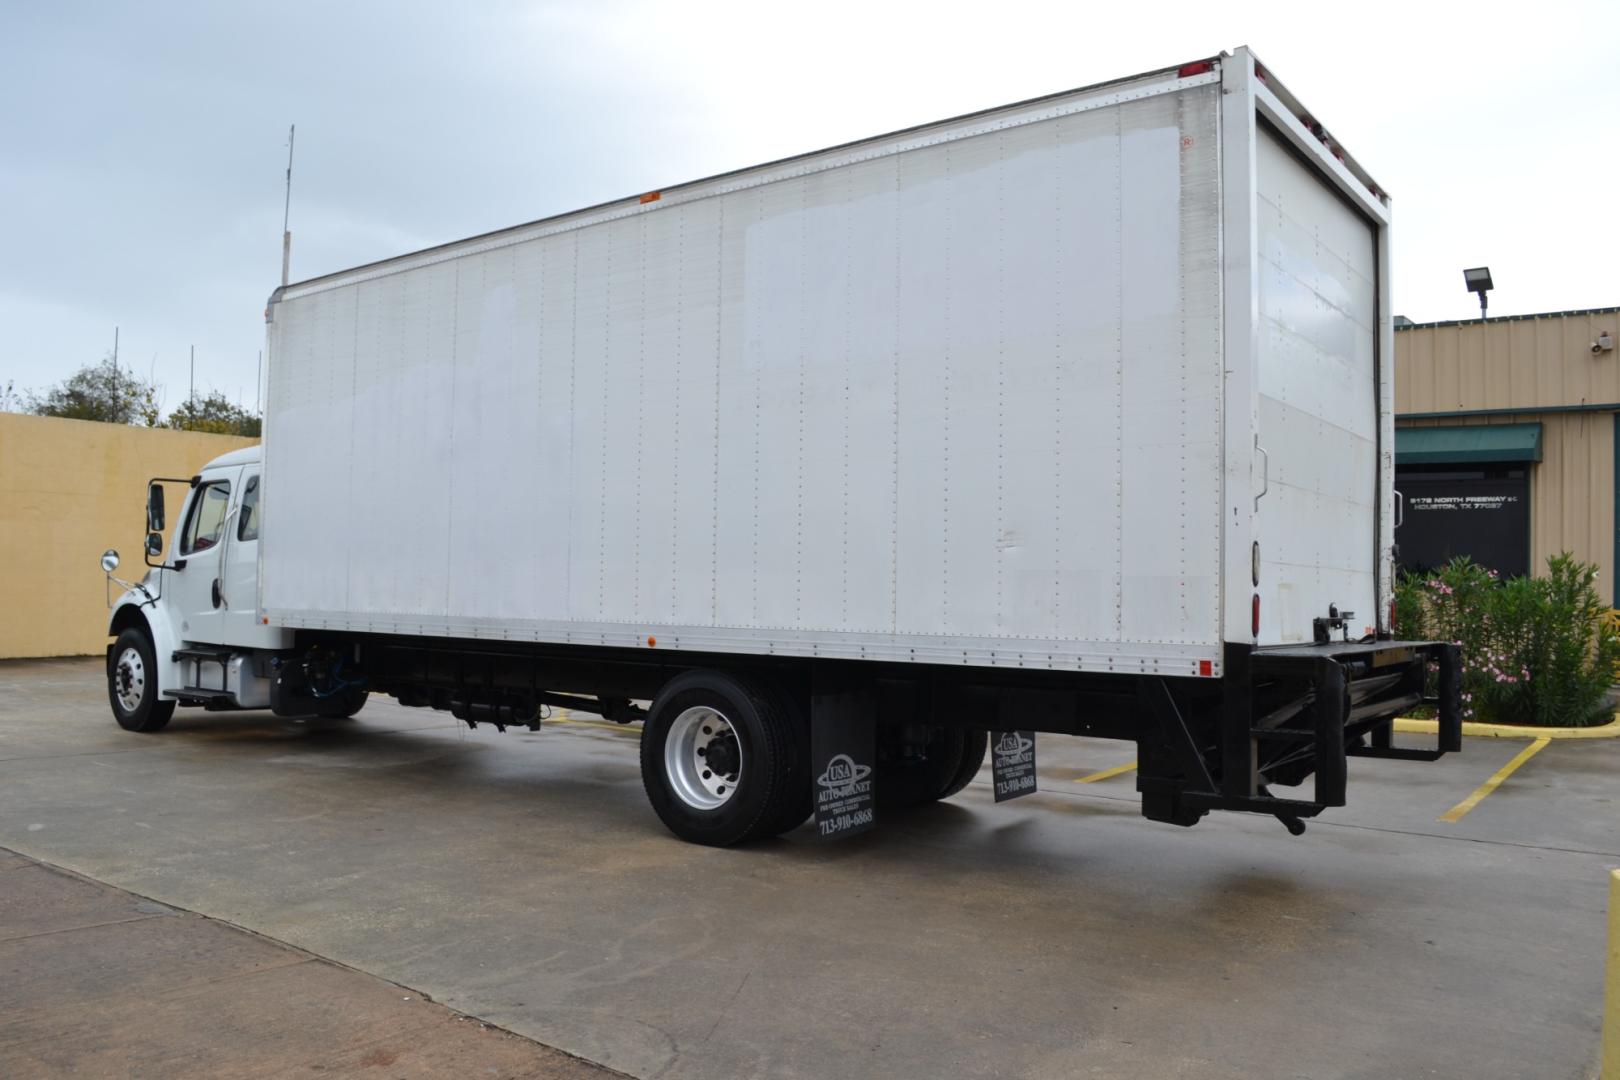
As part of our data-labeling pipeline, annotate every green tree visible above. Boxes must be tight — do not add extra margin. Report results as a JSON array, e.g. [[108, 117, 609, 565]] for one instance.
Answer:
[[164, 390, 261, 437], [28, 355, 160, 425]]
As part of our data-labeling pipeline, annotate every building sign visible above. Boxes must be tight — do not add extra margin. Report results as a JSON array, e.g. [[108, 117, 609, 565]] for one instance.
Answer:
[[1395, 467, 1529, 579]]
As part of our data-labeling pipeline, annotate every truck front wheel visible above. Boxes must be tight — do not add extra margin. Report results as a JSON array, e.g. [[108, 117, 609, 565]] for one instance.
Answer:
[[108, 628, 176, 733], [640, 670, 809, 846]]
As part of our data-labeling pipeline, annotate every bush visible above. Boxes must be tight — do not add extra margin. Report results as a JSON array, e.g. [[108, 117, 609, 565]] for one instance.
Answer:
[[1395, 554, 1620, 726]]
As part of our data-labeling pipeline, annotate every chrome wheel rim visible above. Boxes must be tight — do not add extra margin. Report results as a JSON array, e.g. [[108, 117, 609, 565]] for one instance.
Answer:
[[114, 647, 146, 712], [664, 706, 743, 810]]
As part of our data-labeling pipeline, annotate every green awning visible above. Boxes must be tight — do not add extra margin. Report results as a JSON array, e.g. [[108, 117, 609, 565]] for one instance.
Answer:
[[1395, 423, 1543, 465]]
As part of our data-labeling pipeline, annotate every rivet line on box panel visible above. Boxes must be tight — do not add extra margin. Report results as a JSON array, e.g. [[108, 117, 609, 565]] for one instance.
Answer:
[[750, 187, 763, 627], [633, 215, 646, 619], [536, 239, 548, 607], [671, 205, 684, 624], [565, 233, 579, 619], [942, 141, 953, 634], [890, 157, 902, 635], [710, 201, 724, 627], [1179, 90, 1191, 634], [599, 230, 612, 618], [1113, 107, 1125, 639], [1053, 113, 1065, 637], [841, 168, 852, 629], [795, 180, 807, 628], [995, 128, 1006, 637]]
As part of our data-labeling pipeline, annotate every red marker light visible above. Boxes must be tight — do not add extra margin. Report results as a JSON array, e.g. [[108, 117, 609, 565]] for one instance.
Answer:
[[1198, 659, 1214, 677], [1252, 594, 1261, 637], [1178, 61, 1214, 77]]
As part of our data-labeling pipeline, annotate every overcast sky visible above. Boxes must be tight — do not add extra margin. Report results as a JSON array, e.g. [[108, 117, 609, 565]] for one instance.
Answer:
[[3, 0, 1616, 413]]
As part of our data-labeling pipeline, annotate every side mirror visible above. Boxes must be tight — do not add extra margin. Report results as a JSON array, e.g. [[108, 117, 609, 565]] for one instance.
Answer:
[[147, 483, 166, 533], [100, 549, 120, 573], [146, 532, 164, 558]]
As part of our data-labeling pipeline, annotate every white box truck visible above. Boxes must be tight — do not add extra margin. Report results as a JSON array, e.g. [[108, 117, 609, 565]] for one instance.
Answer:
[[102, 48, 1460, 846]]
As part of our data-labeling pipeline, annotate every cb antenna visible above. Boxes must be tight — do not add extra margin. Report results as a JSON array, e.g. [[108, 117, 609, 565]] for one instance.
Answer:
[[280, 124, 296, 286]]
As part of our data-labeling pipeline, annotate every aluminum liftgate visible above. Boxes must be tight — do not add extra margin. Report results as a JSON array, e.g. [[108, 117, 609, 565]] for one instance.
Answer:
[[1129, 640, 1463, 835]]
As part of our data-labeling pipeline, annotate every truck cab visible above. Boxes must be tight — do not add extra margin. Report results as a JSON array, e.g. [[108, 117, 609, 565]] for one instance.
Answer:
[[102, 446, 354, 732]]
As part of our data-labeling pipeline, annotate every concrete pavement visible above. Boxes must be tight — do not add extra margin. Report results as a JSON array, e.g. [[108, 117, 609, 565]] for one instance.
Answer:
[[1, 657, 1614, 1078], [0, 846, 619, 1078]]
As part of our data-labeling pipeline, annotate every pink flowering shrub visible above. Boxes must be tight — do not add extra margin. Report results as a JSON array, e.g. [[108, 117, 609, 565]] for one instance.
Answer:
[[1395, 554, 1619, 726]]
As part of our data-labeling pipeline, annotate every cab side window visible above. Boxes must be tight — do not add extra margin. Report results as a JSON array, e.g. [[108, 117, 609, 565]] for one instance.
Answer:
[[181, 481, 231, 555], [238, 474, 260, 542]]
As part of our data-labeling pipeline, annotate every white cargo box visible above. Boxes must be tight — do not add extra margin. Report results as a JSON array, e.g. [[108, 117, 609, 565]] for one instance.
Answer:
[[262, 47, 1393, 678]]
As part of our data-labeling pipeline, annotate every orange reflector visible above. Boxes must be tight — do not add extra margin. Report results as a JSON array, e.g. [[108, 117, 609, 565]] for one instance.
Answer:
[[647, 635, 657, 647], [640, 192, 661, 204], [262, 616, 269, 625], [1199, 659, 1213, 677]]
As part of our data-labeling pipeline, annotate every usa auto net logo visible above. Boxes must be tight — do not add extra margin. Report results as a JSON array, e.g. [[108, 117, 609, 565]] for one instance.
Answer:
[[816, 753, 872, 791], [994, 732, 1033, 757]]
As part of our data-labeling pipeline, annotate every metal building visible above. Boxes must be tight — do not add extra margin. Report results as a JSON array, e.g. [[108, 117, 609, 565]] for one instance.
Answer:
[[1394, 307, 1620, 596]]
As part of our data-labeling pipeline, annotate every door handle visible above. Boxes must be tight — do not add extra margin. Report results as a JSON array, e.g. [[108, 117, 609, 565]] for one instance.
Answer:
[[210, 579, 222, 609], [1254, 436, 1270, 511], [1394, 489, 1404, 529]]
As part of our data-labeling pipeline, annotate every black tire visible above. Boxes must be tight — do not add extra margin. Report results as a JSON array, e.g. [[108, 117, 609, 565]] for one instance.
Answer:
[[107, 627, 176, 733], [877, 727, 987, 808], [315, 687, 368, 719], [937, 728, 988, 800], [640, 670, 808, 847], [758, 688, 814, 838]]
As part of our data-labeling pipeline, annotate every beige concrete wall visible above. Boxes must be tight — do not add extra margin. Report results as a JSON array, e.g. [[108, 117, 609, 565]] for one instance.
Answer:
[[0, 413, 255, 659], [1397, 410, 1614, 588]]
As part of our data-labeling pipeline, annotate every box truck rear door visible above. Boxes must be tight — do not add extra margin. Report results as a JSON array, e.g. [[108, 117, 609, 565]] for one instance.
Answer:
[[1253, 127, 1379, 644]]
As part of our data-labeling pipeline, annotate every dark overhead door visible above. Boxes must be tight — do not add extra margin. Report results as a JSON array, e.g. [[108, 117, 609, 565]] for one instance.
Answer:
[[1394, 465, 1530, 579]]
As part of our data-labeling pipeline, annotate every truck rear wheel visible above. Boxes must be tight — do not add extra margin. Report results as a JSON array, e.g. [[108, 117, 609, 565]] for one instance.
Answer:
[[315, 687, 368, 719], [108, 628, 175, 733], [878, 727, 988, 808], [640, 670, 809, 846]]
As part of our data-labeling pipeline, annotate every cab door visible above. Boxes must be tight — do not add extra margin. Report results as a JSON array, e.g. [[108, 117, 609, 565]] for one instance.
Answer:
[[218, 469, 264, 644], [167, 470, 238, 644]]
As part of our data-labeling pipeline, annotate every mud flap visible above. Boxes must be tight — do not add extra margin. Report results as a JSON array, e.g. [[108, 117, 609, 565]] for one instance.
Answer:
[[811, 691, 876, 840], [990, 730, 1037, 802]]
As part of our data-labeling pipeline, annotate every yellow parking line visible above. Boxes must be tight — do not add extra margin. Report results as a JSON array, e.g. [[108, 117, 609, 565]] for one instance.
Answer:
[[1603, 869, 1619, 1078], [550, 714, 640, 735], [1075, 761, 1138, 784], [1439, 737, 1550, 823]]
